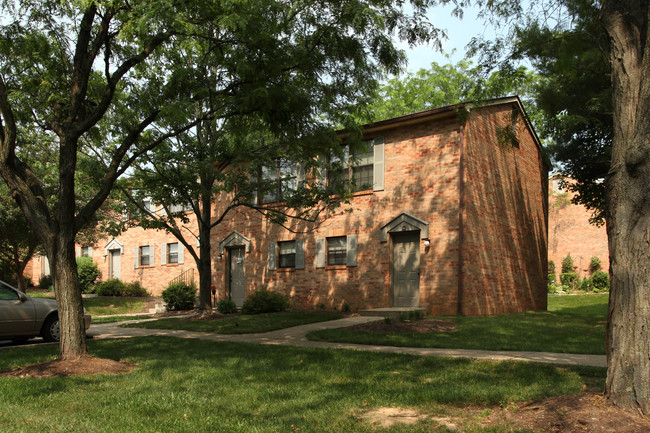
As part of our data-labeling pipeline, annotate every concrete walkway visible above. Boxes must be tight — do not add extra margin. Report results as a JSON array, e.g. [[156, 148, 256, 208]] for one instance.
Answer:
[[88, 316, 607, 368]]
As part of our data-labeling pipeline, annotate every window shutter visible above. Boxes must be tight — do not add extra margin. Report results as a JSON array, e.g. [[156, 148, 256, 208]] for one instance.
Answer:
[[76, 246, 81, 257], [88, 246, 93, 257], [373, 137, 385, 191], [268, 242, 277, 271], [346, 235, 357, 267], [178, 246, 184, 264], [134, 247, 139, 269], [295, 239, 305, 269], [161, 243, 167, 266], [149, 244, 155, 267], [315, 238, 326, 268]]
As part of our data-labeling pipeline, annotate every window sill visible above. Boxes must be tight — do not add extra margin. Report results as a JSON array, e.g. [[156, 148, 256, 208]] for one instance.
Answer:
[[275, 267, 296, 272], [165, 263, 179, 267], [325, 265, 348, 270]]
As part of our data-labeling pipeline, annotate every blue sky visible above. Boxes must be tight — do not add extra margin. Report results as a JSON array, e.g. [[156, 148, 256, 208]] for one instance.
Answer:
[[397, 3, 498, 74]]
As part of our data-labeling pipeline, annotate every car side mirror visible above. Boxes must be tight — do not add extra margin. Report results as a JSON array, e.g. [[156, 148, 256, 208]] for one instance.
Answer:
[[18, 292, 29, 302]]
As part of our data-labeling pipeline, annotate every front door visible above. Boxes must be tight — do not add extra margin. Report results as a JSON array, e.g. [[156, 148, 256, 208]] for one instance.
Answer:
[[109, 250, 121, 280], [391, 232, 420, 307], [229, 247, 246, 307]]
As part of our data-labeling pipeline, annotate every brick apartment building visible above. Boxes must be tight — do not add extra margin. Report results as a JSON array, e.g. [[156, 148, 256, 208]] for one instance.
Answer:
[[548, 175, 609, 280], [31, 96, 549, 316]]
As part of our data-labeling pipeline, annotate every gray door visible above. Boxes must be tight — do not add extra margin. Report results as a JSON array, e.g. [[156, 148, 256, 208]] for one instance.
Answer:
[[109, 250, 121, 279], [229, 247, 246, 307], [391, 232, 420, 307]]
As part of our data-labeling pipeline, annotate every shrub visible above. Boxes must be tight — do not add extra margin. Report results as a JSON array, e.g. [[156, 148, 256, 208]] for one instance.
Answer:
[[579, 277, 594, 293], [560, 272, 579, 291], [399, 310, 424, 322], [589, 256, 602, 274], [547, 260, 557, 288], [95, 279, 150, 297], [592, 270, 610, 292], [76, 257, 101, 294], [38, 274, 53, 291], [162, 282, 196, 311], [241, 287, 288, 314], [216, 299, 238, 314], [561, 255, 575, 274]]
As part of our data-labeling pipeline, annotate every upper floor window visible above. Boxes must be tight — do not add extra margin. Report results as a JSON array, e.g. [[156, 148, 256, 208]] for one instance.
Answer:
[[80, 246, 92, 257], [329, 139, 381, 192], [259, 160, 303, 204], [143, 197, 155, 214]]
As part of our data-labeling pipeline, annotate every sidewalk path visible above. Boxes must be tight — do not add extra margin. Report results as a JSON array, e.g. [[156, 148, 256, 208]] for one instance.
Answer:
[[87, 316, 607, 368]]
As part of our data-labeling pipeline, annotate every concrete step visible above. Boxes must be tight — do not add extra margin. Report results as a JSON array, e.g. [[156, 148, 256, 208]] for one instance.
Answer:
[[358, 307, 426, 320]]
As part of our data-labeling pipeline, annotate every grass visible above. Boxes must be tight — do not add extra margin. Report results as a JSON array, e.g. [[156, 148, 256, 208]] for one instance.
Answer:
[[308, 294, 608, 355], [123, 311, 343, 334], [82, 297, 148, 316], [0, 337, 606, 433], [91, 315, 154, 324]]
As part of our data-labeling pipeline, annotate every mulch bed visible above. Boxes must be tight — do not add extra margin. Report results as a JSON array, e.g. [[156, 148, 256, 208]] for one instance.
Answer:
[[0, 355, 136, 378]]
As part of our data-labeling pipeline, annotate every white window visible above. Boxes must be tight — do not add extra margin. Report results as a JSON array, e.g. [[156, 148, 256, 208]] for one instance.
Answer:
[[328, 138, 384, 192], [327, 236, 347, 266], [81, 246, 92, 257], [278, 241, 296, 268], [143, 197, 154, 214], [139, 246, 150, 267], [260, 160, 303, 204]]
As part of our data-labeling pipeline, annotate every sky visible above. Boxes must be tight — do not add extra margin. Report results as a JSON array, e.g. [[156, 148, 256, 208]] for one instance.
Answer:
[[397, 3, 500, 74]]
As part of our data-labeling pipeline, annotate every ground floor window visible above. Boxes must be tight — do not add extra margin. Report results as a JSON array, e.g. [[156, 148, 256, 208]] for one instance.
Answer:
[[278, 241, 296, 268], [327, 236, 347, 266], [139, 245, 150, 267], [167, 243, 179, 264]]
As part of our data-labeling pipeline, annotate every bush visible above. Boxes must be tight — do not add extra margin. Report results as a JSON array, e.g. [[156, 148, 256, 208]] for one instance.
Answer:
[[216, 299, 238, 314], [38, 274, 53, 291], [592, 270, 610, 292], [95, 279, 150, 297], [560, 272, 579, 291], [241, 287, 288, 314], [589, 256, 602, 274], [547, 260, 557, 288], [162, 282, 196, 311], [76, 257, 100, 294], [579, 277, 594, 293], [561, 255, 575, 274]]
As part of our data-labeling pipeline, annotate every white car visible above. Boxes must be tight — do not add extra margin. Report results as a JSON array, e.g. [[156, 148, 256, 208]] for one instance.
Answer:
[[0, 280, 91, 343]]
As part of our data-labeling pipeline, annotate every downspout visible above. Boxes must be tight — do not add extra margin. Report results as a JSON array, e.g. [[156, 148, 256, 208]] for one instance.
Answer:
[[457, 119, 466, 316]]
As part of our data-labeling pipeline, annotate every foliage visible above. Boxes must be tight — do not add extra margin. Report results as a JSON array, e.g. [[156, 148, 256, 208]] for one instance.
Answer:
[[162, 282, 196, 311], [547, 260, 557, 290], [38, 274, 52, 291], [76, 257, 100, 294], [367, 60, 539, 122], [399, 310, 425, 322], [241, 288, 289, 314], [589, 256, 602, 274], [94, 279, 149, 297], [579, 277, 594, 292], [560, 272, 579, 291], [592, 270, 610, 292], [561, 255, 575, 274], [216, 299, 238, 315]]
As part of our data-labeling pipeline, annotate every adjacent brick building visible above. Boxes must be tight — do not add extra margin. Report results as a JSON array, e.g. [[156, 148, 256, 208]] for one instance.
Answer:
[[548, 175, 609, 280], [30, 96, 549, 316]]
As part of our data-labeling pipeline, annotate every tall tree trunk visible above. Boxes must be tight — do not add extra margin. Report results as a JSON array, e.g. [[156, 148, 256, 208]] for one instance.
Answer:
[[197, 195, 213, 312], [50, 236, 88, 360], [602, 0, 650, 416]]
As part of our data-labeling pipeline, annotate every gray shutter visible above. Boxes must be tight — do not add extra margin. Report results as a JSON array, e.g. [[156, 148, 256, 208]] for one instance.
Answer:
[[149, 244, 155, 267], [346, 235, 357, 267], [76, 246, 81, 257], [268, 242, 277, 271], [178, 245, 184, 264], [134, 247, 139, 269], [373, 137, 385, 191], [161, 243, 167, 266], [295, 239, 305, 269], [88, 246, 93, 257], [315, 238, 326, 268]]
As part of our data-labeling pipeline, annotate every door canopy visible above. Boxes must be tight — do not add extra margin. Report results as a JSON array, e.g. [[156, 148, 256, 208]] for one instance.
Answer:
[[104, 238, 124, 255], [380, 213, 429, 243], [219, 231, 252, 254]]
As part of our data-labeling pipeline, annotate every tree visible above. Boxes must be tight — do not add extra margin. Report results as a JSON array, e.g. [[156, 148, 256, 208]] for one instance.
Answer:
[[0, 0, 435, 360], [468, 0, 650, 415], [367, 60, 538, 121], [0, 180, 40, 291], [121, 0, 433, 312]]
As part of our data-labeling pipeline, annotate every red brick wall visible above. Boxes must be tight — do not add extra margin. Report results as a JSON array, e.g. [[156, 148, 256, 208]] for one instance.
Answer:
[[548, 177, 609, 280], [209, 115, 464, 314], [460, 104, 548, 315]]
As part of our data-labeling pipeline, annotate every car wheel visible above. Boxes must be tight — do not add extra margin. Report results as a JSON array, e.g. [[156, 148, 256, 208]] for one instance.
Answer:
[[42, 315, 60, 342]]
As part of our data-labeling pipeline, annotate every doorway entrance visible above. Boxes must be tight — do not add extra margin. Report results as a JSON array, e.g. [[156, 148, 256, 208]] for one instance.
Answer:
[[228, 247, 246, 307], [109, 249, 121, 280], [391, 231, 420, 307]]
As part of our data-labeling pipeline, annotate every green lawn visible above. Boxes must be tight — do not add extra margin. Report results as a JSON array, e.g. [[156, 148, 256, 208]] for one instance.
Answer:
[[91, 315, 154, 324], [124, 311, 343, 334], [307, 294, 608, 355], [0, 337, 605, 433], [29, 293, 150, 317]]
